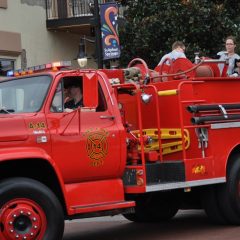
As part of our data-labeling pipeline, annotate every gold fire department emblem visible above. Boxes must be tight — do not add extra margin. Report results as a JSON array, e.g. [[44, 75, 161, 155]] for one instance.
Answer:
[[84, 129, 109, 167]]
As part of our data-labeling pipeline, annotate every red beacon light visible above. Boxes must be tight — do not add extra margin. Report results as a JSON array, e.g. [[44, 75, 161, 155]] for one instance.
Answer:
[[7, 61, 72, 77]]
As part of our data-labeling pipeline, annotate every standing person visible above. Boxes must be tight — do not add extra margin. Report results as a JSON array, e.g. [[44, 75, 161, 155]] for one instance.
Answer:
[[158, 41, 186, 65], [217, 36, 240, 76]]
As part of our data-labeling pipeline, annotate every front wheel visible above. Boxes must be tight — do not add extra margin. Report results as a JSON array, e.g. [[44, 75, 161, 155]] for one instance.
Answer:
[[0, 178, 64, 240]]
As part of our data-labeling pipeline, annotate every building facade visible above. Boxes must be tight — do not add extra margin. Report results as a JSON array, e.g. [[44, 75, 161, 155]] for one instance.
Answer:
[[0, 0, 100, 77]]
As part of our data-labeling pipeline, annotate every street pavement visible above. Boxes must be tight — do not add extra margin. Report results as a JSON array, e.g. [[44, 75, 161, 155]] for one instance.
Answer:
[[63, 210, 240, 240]]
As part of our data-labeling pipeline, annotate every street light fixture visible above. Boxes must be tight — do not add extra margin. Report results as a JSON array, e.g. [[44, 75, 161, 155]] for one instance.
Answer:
[[77, 38, 88, 68], [76, 36, 96, 68]]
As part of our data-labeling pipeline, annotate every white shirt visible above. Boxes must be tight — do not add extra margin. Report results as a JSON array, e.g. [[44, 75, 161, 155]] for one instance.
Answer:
[[158, 50, 186, 65], [217, 51, 240, 76]]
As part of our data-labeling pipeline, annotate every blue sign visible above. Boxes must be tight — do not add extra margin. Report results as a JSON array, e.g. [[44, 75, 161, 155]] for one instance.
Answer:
[[100, 3, 121, 60]]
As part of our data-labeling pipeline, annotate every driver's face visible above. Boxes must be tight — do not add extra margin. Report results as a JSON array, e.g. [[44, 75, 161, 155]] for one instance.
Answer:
[[69, 86, 80, 98]]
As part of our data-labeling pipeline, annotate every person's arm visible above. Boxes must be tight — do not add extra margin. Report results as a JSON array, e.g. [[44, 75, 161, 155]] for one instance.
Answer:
[[158, 54, 168, 65], [64, 108, 74, 113]]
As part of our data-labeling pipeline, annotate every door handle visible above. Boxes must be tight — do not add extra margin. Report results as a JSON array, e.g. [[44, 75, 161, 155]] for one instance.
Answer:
[[100, 115, 115, 120]]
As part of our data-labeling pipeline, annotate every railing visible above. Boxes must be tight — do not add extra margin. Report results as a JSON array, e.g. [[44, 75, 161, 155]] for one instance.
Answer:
[[46, 0, 110, 20]]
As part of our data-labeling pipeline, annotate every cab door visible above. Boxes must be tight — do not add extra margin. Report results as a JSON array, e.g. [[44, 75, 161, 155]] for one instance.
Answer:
[[46, 73, 125, 183], [46, 75, 82, 183], [78, 72, 126, 181]]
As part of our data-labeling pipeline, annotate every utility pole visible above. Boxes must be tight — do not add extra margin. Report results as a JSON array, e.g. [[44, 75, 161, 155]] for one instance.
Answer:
[[93, 0, 103, 69]]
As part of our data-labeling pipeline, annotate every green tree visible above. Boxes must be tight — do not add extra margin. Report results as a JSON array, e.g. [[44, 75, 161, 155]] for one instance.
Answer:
[[119, 0, 240, 68]]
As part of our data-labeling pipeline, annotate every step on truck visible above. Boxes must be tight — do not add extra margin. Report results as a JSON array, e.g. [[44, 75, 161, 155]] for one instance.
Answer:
[[1, 57, 240, 239]]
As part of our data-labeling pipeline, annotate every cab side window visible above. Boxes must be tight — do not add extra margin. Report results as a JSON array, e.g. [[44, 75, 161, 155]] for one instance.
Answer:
[[50, 77, 107, 112], [51, 81, 63, 112]]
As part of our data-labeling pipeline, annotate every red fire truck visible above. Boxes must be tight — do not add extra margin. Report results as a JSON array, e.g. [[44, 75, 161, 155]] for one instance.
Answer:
[[1, 57, 240, 239]]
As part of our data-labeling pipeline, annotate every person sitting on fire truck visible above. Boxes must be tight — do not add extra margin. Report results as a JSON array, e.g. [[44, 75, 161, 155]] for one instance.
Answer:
[[217, 35, 240, 76], [64, 82, 83, 110], [158, 41, 186, 65]]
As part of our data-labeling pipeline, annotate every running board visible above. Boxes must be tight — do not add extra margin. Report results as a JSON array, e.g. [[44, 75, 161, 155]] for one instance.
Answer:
[[70, 200, 135, 214], [146, 177, 226, 192]]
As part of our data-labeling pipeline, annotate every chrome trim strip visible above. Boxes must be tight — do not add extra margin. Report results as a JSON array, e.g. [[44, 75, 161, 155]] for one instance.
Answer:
[[211, 122, 240, 129], [146, 177, 226, 192]]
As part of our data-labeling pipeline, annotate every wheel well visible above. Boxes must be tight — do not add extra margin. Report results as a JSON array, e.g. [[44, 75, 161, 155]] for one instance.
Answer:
[[226, 145, 240, 175], [0, 159, 67, 215]]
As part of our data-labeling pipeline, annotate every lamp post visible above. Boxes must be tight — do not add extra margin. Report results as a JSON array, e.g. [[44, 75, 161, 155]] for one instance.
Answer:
[[78, 1, 120, 69], [92, 0, 103, 69]]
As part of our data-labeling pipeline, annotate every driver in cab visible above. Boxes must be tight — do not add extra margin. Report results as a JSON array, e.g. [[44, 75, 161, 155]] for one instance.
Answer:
[[64, 83, 83, 112]]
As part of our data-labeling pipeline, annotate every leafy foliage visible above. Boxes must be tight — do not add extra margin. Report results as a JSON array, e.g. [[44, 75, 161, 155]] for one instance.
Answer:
[[119, 0, 240, 68]]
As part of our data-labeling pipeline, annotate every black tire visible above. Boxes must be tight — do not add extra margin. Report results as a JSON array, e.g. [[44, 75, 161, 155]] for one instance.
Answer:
[[201, 186, 227, 224], [217, 154, 240, 225], [123, 193, 178, 222], [0, 177, 64, 240]]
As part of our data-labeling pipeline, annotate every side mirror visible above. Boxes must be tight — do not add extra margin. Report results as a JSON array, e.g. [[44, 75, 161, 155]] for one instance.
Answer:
[[83, 73, 98, 108]]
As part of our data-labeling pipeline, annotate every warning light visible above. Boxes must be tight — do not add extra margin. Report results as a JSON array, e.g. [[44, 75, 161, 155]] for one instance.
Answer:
[[52, 62, 61, 67], [6, 61, 72, 77]]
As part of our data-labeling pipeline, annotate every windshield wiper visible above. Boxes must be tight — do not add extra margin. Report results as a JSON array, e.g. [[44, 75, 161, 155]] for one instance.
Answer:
[[0, 108, 15, 114]]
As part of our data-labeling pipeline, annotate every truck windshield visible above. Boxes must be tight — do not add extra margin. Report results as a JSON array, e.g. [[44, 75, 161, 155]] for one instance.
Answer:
[[0, 75, 51, 113]]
